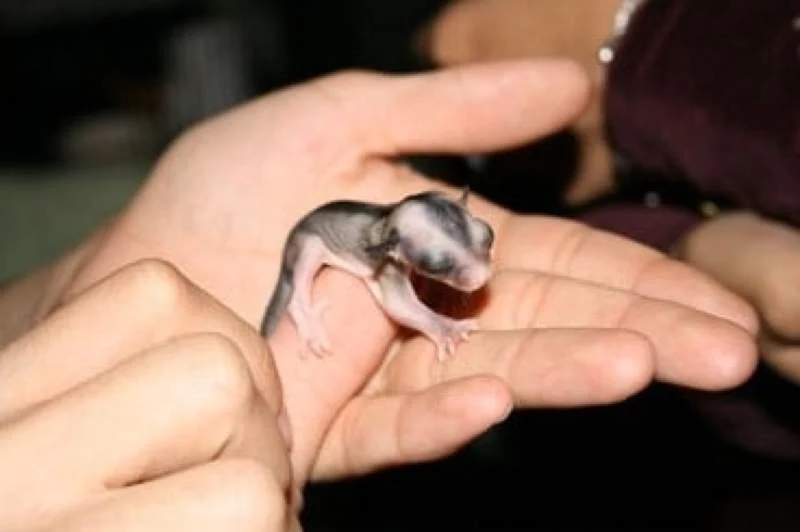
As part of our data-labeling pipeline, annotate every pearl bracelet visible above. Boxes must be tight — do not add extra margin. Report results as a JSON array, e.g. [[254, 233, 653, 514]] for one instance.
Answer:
[[597, 0, 650, 65]]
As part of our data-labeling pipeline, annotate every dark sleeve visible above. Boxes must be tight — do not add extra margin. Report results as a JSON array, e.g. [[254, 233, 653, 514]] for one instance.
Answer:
[[576, 202, 702, 254], [604, 0, 800, 227]]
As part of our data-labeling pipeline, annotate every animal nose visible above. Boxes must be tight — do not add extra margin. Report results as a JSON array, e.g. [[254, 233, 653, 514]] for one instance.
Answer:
[[459, 263, 492, 292]]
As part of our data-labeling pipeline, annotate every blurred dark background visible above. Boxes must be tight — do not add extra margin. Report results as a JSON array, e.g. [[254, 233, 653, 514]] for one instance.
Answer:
[[0, 1, 797, 530], [0, 0, 575, 281]]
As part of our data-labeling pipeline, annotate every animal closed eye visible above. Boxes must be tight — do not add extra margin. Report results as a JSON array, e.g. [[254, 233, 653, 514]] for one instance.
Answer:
[[418, 253, 454, 275], [477, 221, 495, 250]]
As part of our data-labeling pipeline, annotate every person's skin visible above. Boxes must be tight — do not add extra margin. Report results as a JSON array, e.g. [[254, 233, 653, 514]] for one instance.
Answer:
[[420, 0, 620, 204], [423, 1, 800, 384], [0, 59, 759, 529], [0, 261, 299, 531], [678, 212, 800, 385]]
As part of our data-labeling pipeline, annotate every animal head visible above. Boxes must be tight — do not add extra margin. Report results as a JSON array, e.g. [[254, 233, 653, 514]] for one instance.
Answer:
[[379, 189, 494, 292]]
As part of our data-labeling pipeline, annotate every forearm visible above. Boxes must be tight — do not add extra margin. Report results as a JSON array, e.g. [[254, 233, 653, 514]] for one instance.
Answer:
[[0, 225, 108, 348]]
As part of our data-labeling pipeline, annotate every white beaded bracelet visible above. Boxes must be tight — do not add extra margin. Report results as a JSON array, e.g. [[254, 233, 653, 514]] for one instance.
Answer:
[[597, 0, 650, 65]]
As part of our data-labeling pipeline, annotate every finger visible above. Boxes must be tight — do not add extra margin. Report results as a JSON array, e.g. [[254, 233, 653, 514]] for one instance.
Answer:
[[760, 332, 800, 386], [466, 269, 757, 390], [312, 375, 512, 480], [0, 334, 289, 511], [424, 0, 564, 65], [683, 212, 800, 339], [0, 259, 283, 423], [57, 460, 296, 532], [311, 58, 591, 156], [383, 328, 656, 407], [493, 215, 760, 335]]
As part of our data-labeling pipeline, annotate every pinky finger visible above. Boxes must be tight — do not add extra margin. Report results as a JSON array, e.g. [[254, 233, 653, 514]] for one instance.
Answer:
[[57, 459, 300, 532], [312, 375, 513, 481]]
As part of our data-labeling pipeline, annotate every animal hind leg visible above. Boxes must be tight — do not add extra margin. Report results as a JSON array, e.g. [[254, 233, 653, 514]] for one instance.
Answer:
[[285, 236, 333, 356]]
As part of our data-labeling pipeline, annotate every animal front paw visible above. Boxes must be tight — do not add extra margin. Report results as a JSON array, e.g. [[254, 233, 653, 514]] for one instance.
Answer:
[[429, 318, 479, 362]]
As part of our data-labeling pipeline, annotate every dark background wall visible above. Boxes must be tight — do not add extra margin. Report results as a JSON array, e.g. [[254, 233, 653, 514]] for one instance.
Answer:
[[0, 2, 797, 530], [0, 0, 444, 165]]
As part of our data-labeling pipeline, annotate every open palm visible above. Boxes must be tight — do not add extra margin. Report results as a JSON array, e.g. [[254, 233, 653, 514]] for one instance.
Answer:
[[65, 60, 757, 487]]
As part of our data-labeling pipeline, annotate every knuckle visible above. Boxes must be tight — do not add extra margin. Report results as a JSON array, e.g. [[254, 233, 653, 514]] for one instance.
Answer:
[[213, 459, 289, 529], [179, 332, 256, 417], [122, 258, 191, 314]]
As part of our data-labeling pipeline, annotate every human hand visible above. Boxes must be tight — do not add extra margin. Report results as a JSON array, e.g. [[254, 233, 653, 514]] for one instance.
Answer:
[[421, 0, 617, 82], [677, 211, 800, 384], [0, 260, 299, 531], [419, 0, 621, 203], [45, 60, 758, 487]]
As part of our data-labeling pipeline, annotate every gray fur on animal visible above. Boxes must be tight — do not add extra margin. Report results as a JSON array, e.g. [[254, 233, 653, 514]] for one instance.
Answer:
[[260, 189, 494, 360]]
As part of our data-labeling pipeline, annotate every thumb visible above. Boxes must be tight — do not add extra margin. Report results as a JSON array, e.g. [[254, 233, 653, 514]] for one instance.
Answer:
[[682, 211, 800, 339], [311, 58, 591, 157]]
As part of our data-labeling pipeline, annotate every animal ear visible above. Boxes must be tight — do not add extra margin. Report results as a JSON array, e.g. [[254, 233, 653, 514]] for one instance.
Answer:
[[365, 228, 400, 260], [458, 185, 470, 207]]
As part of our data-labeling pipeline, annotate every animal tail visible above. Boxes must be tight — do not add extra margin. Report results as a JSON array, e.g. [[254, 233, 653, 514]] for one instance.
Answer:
[[259, 266, 294, 337]]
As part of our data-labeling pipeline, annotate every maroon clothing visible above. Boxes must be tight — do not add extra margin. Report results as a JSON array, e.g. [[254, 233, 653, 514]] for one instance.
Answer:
[[579, 201, 702, 253], [579, 0, 800, 250], [576, 0, 800, 465]]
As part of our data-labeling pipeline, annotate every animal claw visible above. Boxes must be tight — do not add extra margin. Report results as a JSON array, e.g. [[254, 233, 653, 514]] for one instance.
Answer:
[[305, 323, 332, 357], [429, 318, 479, 362], [307, 340, 331, 358]]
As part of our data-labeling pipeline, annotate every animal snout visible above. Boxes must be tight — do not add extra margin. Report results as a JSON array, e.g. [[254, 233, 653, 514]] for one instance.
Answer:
[[457, 263, 492, 292]]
